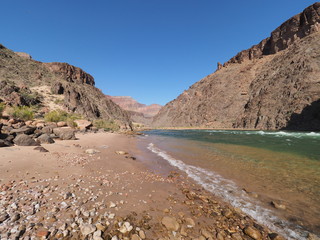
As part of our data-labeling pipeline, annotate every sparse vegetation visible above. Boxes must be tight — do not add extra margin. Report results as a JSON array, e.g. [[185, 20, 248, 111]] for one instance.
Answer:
[[7, 106, 34, 121], [54, 99, 64, 105], [93, 119, 120, 131], [44, 110, 82, 128], [44, 110, 69, 122], [0, 102, 5, 117], [20, 89, 42, 106]]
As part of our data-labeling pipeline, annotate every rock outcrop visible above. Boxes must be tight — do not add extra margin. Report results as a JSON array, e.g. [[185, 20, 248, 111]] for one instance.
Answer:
[[224, 2, 320, 66], [153, 3, 320, 130], [0, 45, 132, 129], [107, 96, 162, 117], [107, 95, 162, 125], [43, 62, 95, 86]]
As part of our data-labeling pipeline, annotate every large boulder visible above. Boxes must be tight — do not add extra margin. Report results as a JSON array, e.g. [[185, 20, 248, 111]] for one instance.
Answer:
[[53, 127, 76, 140], [74, 119, 92, 130], [10, 126, 36, 135], [37, 134, 55, 144], [0, 140, 8, 147], [41, 126, 54, 134], [13, 134, 39, 146]]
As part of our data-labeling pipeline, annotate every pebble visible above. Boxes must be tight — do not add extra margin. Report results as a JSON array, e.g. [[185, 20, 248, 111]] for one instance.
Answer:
[[185, 217, 195, 228], [115, 151, 128, 155], [131, 234, 141, 240], [271, 201, 286, 210], [93, 230, 103, 240], [80, 223, 96, 236], [119, 221, 133, 234], [161, 216, 180, 231], [244, 226, 262, 240], [85, 149, 100, 154], [139, 230, 146, 239]]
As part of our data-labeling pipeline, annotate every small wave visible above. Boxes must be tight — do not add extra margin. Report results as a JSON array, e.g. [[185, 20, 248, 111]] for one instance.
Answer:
[[147, 143, 309, 240], [206, 130, 320, 138]]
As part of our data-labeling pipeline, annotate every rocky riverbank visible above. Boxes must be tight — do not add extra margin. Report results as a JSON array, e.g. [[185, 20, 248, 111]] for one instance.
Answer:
[[0, 132, 314, 240]]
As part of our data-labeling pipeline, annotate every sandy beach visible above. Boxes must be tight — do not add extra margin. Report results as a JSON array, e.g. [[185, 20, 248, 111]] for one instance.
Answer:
[[0, 132, 288, 240]]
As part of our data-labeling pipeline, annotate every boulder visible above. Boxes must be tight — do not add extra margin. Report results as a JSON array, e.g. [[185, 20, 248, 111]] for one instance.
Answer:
[[10, 126, 36, 135], [0, 139, 8, 147], [53, 128, 76, 140], [41, 126, 54, 134], [57, 121, 67, 127], [0, 138, 13, 147], [13, 134, 39, 146], [34, 146, 49, 152], [37, 134, 55, 144], [74, 119, 92, 130]]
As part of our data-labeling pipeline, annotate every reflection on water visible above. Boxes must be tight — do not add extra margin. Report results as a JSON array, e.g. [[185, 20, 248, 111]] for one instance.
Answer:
[[142, 130, 320, 239]]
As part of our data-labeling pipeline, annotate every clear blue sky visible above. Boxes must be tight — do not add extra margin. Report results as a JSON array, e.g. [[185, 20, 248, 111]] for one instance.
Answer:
[[1, 1, 317, 105]]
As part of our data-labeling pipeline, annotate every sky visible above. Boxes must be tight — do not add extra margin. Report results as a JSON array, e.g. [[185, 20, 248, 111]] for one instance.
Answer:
[[0, 0, 317, 105]]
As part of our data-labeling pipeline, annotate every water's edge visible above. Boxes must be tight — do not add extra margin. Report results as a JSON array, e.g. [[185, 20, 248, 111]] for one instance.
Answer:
[[138, 130, 320, 239]]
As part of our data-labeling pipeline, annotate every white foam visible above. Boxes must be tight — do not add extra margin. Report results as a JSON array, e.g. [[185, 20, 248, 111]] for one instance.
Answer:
[[147, 143, 309, 240], [206, 130, 320, 138]]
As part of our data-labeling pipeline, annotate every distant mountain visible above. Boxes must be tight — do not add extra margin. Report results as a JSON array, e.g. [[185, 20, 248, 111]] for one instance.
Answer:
[[107, 95, 162, 125], [0, 44, 132, 129], [153, 2, 320, 131]]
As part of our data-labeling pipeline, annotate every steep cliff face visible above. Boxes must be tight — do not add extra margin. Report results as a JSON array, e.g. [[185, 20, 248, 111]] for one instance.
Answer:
[[43, 62, 95, 86], [235, 32, 320, 130], [225, 2, 320, 66], [0, 45, 132, 129], [153, 3, 320, 130]]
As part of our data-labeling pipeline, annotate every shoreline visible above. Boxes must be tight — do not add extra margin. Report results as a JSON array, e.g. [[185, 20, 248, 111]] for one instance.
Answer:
[[0, 131, 305, 239]]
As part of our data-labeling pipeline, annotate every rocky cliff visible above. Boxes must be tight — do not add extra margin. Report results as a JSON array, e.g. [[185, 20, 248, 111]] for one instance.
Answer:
[[106, 95, 162, 125], [153, 2, 320, 130], [107, 96, 162, 117], [0, 45, 132, 129]]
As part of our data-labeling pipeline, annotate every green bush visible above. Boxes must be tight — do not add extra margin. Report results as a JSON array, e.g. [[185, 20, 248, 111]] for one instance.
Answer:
[[44, 110, 68, 122], [44, 110, 82, 128], [93, 119, 120, 131], [8, 106, 34, 121], [0, 102, 5, 117]]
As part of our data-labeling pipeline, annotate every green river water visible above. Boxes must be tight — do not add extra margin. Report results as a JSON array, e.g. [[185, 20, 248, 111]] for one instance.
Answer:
[[140, 129, 320, 239]]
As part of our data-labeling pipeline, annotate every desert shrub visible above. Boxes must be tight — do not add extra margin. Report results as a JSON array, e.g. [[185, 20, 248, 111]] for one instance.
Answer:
[[66, 113, 82, 128], [44, 110, 69, 122], [93, 119, 120, 131], [44, 110, 82, 127], [54, 99, 64, 105], [7, 106, 34, 121], [0, 102, 5, 117]]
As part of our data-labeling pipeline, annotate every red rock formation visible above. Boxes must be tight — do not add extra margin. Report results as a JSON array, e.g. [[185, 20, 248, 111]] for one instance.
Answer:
[[107, 96, 162, 117]]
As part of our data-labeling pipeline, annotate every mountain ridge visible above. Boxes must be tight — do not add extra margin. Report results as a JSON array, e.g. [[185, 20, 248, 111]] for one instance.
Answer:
[[153, 2, 320, 131], [0, 45, 132, 130]]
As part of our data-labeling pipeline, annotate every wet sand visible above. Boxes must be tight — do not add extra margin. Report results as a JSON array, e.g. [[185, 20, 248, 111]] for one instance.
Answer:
[[0, 132, 298, 239]]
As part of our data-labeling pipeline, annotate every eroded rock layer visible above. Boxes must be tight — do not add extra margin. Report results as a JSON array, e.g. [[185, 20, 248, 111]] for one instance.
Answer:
[[0, 46, 132, 129], [153, 3, 320, 131]]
